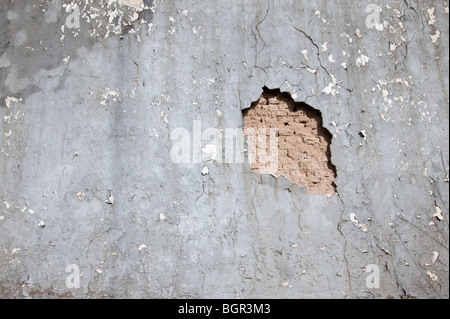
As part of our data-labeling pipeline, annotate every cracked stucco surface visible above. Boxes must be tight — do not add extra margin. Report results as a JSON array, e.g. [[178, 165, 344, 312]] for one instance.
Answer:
[[0, 0, 449, 298]]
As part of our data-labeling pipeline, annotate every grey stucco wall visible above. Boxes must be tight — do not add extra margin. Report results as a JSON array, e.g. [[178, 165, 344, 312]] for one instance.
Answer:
[[0, 0, 448, 299]]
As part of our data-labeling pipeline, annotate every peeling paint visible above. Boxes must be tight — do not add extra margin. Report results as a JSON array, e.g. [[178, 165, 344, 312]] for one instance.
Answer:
[[4, 96, 22, 109], [431, 30, 441, 45], [433, 205, 444, 221], [428, 7, 437, 25], [427, 271, 439, 282], [356, 54, 370, 67]]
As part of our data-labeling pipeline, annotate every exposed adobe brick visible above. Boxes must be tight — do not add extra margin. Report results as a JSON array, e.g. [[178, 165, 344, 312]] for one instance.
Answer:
[[243, 88, 337, 194]]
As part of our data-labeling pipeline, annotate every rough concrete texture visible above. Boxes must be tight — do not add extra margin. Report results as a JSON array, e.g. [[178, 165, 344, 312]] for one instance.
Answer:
[[243, 88, 337, 194], [0, 0, 449, 299]]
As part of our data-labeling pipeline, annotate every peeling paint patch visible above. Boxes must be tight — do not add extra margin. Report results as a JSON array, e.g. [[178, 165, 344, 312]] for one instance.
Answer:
[[100, 88, 120, 105], [426, 271, 439, 282], [107, 194, 115, 205], [5, 96, 22, 109], [201, 144, 218, 162], [3, 200, 10, 210], [427, 8, 437, 25], [433, 205, 444, 221], [59, 0, 155, 39], [350, 213, 359, 224], [322, 83, 337, 95], [350, 213, 368, 232], [356, 54, 370, 67], [430, 30, 440, 45], [118, 0, 144, 10], [432, 251, 439, 264], [359, 129, 367, 140], [301, 49, 309, 61]]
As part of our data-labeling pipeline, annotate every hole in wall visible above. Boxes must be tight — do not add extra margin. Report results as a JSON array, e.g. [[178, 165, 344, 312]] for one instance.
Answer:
[[242, 87, 337, 194]]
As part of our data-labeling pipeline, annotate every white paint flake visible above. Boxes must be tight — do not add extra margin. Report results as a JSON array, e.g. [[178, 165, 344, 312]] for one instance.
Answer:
[[322, 83, 337, 95], [118, 0, 144, 11], [202, 167, 209, 176], [350, 213, 369, 232], [201, 144, 217, 162], [426, 271, 439, 282], [433, 205, 444, 221], [430, 30, 440, 44], [360, 129, 367, 140], [100, 88, 120, 105], [301, 49, 309, 62], [356, 54, 370, 67], [427, 7, 437, 25], [432, 251, 439, 264], [341, 33, 353, 43], [108, 194, 115, 205], [5, 96, 22, 109]]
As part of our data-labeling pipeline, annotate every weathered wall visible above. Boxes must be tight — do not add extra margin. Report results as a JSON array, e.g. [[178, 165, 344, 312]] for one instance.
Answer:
[[0, 0, 448, 299]]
